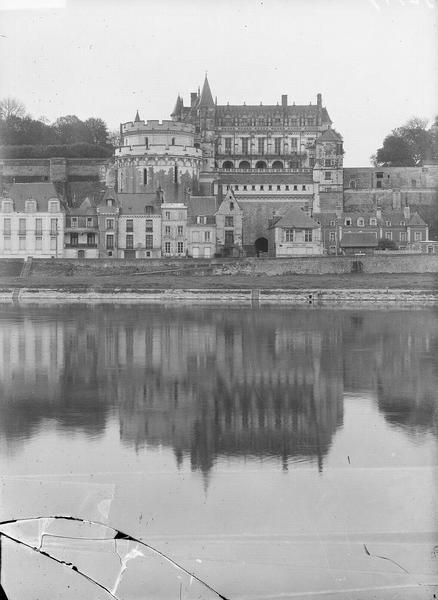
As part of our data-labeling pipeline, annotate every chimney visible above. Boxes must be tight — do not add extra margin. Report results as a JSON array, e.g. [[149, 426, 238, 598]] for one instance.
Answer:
[[317, 93, 322, 107], [403, 205, 411, 220], [190, 92, 197, 107], [281, 94, 288, 108], [376, 207, 382, 220]]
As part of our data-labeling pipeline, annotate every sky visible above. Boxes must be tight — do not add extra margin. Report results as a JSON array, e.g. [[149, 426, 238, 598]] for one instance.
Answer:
[[0, 0, 437, 166]]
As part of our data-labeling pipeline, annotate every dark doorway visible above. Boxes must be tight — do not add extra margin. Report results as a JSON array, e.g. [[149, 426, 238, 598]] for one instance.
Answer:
[[78, 250, 85, 259], [254, 237, 268, 256]]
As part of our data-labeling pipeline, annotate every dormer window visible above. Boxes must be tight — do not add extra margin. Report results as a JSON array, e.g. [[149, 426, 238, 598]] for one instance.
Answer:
[[370, 218, 377, 226], [71, 217, 78, 228], [25, 200, 37, 213], [2, 200, 13, 213], [386, 220, 391, 226], [330, 220, 335, 226], [400, 220, 406, 226], [49, 200, 59, 213], [106, 198, 114, 207], [345, 218, 352, 226], [357, 218, 364, 227]]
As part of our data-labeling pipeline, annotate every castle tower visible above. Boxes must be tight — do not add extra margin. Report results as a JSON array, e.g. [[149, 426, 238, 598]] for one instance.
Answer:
[[312, 128, 344, 213], [115, 117, 202, 202]]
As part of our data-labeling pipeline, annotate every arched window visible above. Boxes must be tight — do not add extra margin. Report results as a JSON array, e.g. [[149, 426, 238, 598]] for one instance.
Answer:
[[239, 160, 250, 169], [255, 161, 267, 169], [272, 161, 284, 170], [350, 180, 356, 189], [357, 218, 364, 227], [222, 161, 234, 170]]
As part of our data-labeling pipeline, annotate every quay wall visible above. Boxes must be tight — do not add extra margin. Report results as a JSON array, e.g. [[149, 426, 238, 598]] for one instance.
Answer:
[[28, 254, 438, 276]]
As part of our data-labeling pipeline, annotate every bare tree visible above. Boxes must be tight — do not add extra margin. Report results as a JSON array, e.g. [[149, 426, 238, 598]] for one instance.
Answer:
[[0, 97, 26, 120]]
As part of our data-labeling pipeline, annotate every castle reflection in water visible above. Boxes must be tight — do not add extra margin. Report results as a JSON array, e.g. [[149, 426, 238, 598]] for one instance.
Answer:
[[0, 305, 436, 473]]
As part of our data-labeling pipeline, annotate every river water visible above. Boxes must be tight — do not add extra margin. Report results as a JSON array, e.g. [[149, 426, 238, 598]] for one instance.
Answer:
[[0, 304, 437, 599]]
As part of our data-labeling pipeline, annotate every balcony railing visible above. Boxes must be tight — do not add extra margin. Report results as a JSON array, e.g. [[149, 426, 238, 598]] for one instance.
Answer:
[[217, 167, 312, 174], [65, 243, 98, 249]]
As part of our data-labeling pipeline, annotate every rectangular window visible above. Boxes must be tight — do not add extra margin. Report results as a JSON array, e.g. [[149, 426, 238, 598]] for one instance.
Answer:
[[415, 231, 421, 241], [145, 206, 153, 215], [177, 225, 183, 236], [329, 232, 336, 242], [400, 232, 407, 242], [126, 234, 133, 249], [106, 218, 114, 230], [165, 211, 171, 220], [165, 225, 171, 235], [376, 172, 384, 178], [225, 231, 234, 246], [25, 200, 36, 213], [35, 218, 42, 235], [274, 138, 281, 154], [87, 233, 95, 246], [164, 241, 171, 254], [376, 181, 382, 189], [71, 217, 78, 228], [19, 237, 26, 250], [290, 138, 297, 149], [241, 138, 249, 154], [304, 229, 313, 242], [257, 138, 265, 154], [87, 217, 93, 228], [70, 233, 79, 246], [19, 218, 26, 235], [325, 171, 332, 180], [324, 159, 333, 167], [285, 228, 294, 242], [345, 218, 351, 226], [225, 138, 232, 153], [49, 201, 59, 213], [225, 216, 234, 227], [144, 137, 148, 149], [204, 231, 210, 242], [126, 219, 134, 232], [35, 237, 42, 250], [50, 218, 57, 235], [143, 169, 147, 185], [106, 234, 114, 249], [145, 234, 153, 249], [3, 218, 11, 235], [385, 231, 392, 240], [177, 242, 184, 254], [145, 219, 153, 232], [2, 201, 13, 213]]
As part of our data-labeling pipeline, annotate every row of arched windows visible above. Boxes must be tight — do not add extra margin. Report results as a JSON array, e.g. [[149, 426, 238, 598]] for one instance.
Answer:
[[222, 160, 285, 170]]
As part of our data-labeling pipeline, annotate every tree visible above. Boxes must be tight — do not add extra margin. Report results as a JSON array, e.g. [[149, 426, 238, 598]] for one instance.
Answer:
[[53, 115, 89, 145], [84, 117, 108, 145], [0, 97, 26, 120], [378, 238, 398, 250], [374, 117, 434, 166]]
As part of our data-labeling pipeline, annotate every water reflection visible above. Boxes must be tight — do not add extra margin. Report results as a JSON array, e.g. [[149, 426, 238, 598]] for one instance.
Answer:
[[0, 305, 436, 473]]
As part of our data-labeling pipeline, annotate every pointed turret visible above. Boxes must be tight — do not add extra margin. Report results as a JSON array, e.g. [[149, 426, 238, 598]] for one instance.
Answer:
[[199, 74, 214, 108], [134, 110, 141, 123], [171, 94, 183, 118]]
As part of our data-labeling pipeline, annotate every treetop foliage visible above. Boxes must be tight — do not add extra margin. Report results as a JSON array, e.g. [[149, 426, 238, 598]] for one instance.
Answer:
[[0, 97, 113, 158], [373, 117, 438, 167]]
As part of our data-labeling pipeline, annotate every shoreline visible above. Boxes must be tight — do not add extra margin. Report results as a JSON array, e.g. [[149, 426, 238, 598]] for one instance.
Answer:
[[1, 287, 437, 305]]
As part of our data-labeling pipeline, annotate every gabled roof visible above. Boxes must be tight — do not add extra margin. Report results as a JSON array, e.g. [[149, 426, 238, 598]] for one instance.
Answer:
[[4, 182, 62, 211], [271, 207, 321, 229], [187, 195, 217, 217], [316, 128, 342, 143], [118, 192, 160, 214], [199, 75, 214, 108], [68, 197, 97, 215], [340, 232, 378, 248]]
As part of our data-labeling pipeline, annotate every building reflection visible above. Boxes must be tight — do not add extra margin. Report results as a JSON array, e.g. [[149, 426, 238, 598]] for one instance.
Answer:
[[0, 305, 436, 469]]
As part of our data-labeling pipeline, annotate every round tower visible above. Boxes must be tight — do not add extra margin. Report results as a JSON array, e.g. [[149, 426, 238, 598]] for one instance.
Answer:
[[115, 115, 202, 202]]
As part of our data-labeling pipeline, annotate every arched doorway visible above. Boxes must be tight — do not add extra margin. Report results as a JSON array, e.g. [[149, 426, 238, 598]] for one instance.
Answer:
[[255, 161, 267, 169], [254, 237, 268, 256], [222, 161, 234, 170], [239, 160, 250, 169], [272, 160, 284, 169]]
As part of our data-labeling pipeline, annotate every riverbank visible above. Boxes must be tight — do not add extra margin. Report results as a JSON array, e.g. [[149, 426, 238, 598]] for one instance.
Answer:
[[1, 285, 437, 305]]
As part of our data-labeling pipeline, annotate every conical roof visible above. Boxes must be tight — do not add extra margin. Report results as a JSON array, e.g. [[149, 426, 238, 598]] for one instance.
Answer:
[[199, 75, 214, 108], [134, 110, 141, 122], [171, 95, 183, 117]]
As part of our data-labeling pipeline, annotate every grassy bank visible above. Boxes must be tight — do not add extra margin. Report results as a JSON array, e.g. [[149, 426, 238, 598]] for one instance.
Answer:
[[0, 272, 437, 290]]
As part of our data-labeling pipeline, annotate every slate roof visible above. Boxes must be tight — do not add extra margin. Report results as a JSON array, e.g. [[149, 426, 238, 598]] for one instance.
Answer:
[[68, 197, 97, 215], [313, 212, 339, 226], [316, 128, 343, 143], [187, 196, 217, 217], [118, 192, 160, 214], [199, 76, 214, 108], [340, 233, 378, 248], [4, 182, 61, 211], [271, 207, 321, 229]]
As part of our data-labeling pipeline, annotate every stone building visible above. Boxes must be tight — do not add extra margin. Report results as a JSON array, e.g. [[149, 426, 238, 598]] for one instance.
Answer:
[[186, 196, 217, 258], [161, 201, 187, 257], [115, 115, 203, 203], [96, 187, 119, 258], [64, 197, 99, 259], [215, 189, 244, 257], [0, 183, 64, 258], [170, 75, 344, 254], [118, 191, 162, 259], [267, 207, 323, 256]]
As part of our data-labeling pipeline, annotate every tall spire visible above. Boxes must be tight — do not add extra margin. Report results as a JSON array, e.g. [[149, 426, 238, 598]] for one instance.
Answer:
[[134, 109, 141, 122], [199, 74, 214, 108], [171, 94, 183, 117]]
